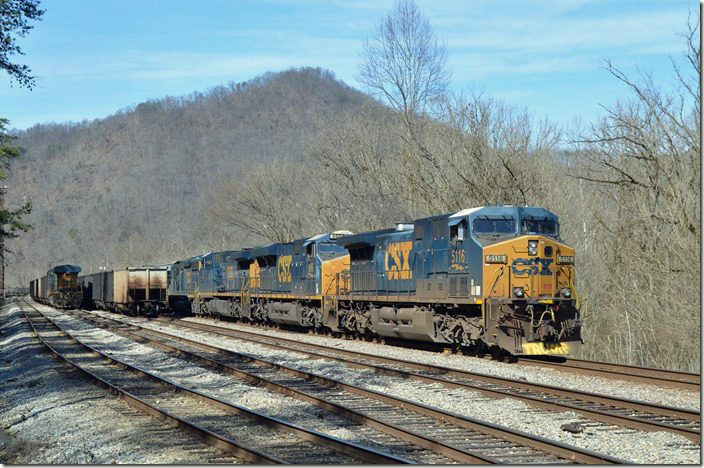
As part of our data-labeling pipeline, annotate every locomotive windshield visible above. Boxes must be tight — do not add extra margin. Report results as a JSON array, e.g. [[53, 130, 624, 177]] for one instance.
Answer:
[[521, 218, 558, 236], [472, 218, 516, 236]]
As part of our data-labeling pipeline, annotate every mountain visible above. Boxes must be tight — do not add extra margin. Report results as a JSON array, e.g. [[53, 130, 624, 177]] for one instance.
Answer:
[[6, 67, 371, 286]]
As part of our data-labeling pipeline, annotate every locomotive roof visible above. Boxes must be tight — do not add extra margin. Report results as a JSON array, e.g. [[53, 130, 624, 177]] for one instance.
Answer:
[[335, 228, 396, 248], [336, 206, 559, 248], [47, 264, 81, 274], [247, 242, 278, 258], [458, 206, 558, 222]]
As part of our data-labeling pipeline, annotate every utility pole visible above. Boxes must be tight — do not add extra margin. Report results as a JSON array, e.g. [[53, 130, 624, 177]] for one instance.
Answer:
[[0, 186, 6, 301]]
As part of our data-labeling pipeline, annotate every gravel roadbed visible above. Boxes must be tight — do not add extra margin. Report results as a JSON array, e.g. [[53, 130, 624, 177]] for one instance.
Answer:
[[5, 300, 701, 464], [180, 315, 701, 410], [35, 304, 455, 464], [0, 302, 241, 464], [107, 311, 700, 464]]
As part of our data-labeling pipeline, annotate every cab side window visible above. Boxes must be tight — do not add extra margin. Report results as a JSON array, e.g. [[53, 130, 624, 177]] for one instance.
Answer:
[[450, 220, 467, 244]]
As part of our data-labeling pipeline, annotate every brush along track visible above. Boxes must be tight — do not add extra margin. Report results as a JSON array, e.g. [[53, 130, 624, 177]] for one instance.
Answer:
[[18, 301, 411, 465], [65, 308, 629, 464], [140, 314, 700, 444], [515, 356, 700, 391]]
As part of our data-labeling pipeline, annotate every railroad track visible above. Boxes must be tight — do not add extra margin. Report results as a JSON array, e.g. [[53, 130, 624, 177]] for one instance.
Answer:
[[515, 356, 700, 391], [192, 316, 701, 391], [18, 300, 411, 464], [55, 306, 629, 464], [130, 313, 700, 445]]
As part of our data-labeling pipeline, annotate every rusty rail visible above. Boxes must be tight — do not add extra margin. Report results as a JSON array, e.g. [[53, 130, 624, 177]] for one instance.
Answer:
[[18, 300, 411, 464], [516, 356, 700, 391]]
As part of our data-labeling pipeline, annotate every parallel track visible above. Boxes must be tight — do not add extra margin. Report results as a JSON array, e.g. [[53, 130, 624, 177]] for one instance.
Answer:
[[516, 356, 700, 391], [144, 314, 700, 444], [19, 300, 411, 464], [63, 307, 628, 464], [202, 316, 701, 391]]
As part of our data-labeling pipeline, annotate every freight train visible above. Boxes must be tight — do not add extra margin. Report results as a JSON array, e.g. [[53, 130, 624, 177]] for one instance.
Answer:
[[79, 267, 168, 316], [30, 206, 583, 356], [31, 265, 167, 315]]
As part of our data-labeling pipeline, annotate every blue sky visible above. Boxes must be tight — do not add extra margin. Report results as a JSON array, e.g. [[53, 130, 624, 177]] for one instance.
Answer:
[[1, 0, 697, 130]]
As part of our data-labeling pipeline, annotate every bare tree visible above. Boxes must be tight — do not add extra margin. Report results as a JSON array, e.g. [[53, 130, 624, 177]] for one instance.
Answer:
[[570, 15, 700, 371], [357, 0, 450, 125]]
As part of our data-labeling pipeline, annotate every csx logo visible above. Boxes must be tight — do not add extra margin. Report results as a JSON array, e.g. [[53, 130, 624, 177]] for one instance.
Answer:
[[512, 258, 553, 276], [386, 241, 413, 280], [278, 255, 292, 282]]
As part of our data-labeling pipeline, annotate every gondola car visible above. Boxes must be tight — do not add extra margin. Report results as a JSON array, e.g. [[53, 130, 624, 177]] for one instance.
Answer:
[[79, 267, 168, 316]]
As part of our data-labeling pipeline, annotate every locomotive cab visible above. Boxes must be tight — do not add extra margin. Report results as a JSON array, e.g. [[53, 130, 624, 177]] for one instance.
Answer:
[[477, 209, 582, 355]]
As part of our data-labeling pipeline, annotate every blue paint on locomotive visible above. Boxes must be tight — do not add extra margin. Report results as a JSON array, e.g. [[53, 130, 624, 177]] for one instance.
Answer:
[[48, 264, 82, 274], [198, 251, 237, 293], [169, 255, 202, 296], [336, 206, 561, 300], [224, 249, 253, 292], [247, 233, 348, 297]]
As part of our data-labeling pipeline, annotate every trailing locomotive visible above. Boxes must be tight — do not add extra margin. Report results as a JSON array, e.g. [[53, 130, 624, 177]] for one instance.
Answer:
[[168, 232, 351, 327], [170, 206, 582, 356], [30, 265, 168, 315], [30, 264, 83, 309]]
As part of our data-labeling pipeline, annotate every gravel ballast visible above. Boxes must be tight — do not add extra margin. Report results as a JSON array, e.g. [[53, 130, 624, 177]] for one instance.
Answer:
[[3, 299, 701, 464], [0, 301, 241, 464], [110, 311, 701, 464]]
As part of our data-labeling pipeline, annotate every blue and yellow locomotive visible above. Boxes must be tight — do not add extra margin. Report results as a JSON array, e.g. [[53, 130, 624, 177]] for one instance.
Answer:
[[324, 206, 581, 355], [168, 232, 352, 328], [30, 264, 83, 309], [167, 206, 582, 356]]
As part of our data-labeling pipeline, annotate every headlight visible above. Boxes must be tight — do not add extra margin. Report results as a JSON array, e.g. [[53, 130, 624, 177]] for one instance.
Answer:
[[513, 287, 525, 298], [561, 288, 571, 298], [528, 240, 538, 256]]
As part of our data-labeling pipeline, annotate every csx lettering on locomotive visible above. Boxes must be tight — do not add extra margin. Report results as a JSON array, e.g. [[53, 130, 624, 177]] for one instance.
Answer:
[[385, 241, 412, 280], [511, 258, 553, 276]]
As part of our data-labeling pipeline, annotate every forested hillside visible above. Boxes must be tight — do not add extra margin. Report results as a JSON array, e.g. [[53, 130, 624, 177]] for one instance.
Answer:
[[6, 67, 370, 283]]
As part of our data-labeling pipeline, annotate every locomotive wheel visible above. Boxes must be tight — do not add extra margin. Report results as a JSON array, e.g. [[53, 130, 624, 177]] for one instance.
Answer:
[[490, 346, 504, 361]]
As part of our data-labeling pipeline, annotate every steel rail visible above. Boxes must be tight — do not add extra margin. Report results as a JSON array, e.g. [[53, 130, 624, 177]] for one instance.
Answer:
[[174, 312, 701, 391], [20, 301, 410, 464], [149, 315, 700, 444], [70, 310, 501, 464], [17, 301, 282, 464], [73, 308, 628, 464], [516, 356, 700, 391]]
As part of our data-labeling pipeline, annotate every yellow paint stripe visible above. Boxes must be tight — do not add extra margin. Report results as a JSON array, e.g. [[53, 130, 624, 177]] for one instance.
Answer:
[[520, 341, 579, 355]]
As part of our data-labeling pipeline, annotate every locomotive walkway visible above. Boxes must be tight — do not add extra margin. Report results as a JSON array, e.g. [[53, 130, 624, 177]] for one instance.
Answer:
[[57, 306, 626, 464]]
